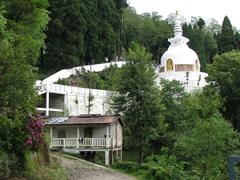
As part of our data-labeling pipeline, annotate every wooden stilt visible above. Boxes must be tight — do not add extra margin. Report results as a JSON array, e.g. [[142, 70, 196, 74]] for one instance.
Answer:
[[120, 149, 122, 162]]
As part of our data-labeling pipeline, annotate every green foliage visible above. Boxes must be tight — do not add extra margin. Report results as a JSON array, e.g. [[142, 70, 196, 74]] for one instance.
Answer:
[[25, 152, 67, 180], [176, 115, 239, 179], [43, 0, 127, 70], [174, 87, 240, 179], [56, 64, 122, 91], [0, 0, 49, 176], [182, 19, 217, 70], [112, 43, 165, 164], [150, 80, 187, 151], [207, 51, 240, 129], [123, 8, 172, 63], [146, 148, 188, 180], [0, 151, 11, 179], [160, 80, 187, 131], [216, 16, 235, 54], [0, 151, 23, 179], [86, 92, 95, 114]]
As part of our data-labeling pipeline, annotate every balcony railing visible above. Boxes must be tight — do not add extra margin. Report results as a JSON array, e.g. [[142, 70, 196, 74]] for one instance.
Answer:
[[51, 138, 112, 148]]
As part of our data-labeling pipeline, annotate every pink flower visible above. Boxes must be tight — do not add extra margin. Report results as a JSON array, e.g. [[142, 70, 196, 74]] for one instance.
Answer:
[[26, 138, 33, 145]]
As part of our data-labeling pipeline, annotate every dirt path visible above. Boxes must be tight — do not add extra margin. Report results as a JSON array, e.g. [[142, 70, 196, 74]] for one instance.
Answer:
[[51, 153, 136, 180]]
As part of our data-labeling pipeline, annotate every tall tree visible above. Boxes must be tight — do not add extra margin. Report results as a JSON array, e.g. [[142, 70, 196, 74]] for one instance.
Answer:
[[175, 87, 240, 179], [123, 8, 172, 63], [112, 43, 165, 164], [152, 80, 187, 150], [207, 51, 240, 130], [216, 16, 235, 54], [183, 18, 217, 70], [43, 0, 127, 71]]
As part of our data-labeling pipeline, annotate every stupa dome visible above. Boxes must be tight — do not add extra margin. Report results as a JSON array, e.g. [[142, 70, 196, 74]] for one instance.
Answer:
[[160, 11, 200, 73]]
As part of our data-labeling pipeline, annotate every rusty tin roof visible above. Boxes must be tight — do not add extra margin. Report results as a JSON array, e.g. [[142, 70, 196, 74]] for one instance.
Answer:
[[46, 114, 125, 126]]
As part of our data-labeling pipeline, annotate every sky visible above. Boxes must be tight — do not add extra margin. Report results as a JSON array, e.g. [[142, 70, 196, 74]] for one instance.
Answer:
[[128, 0, 240, 29]]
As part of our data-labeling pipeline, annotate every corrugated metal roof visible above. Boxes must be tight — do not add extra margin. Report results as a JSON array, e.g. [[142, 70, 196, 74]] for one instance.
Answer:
[[46, 114, 125, 126]]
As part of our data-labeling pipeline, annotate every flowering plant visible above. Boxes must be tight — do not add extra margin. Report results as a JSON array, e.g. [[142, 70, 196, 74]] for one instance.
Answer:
[[25, 114, 44, 151]]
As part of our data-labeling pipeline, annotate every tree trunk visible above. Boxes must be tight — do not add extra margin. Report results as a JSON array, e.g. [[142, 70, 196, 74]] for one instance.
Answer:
[[138, 146, 143, 165]]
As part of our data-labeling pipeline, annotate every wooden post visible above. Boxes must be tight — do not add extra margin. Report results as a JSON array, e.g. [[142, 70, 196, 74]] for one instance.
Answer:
[[46, 90, 49, 116], [116, 150, 119, 161], [120, 149, 122, 162], [106, 126, 109, 138], [111, 150, 114, 165], [77, 126, 80, 148], [106, 126, 109, 148], [105, 150, 109, 166]]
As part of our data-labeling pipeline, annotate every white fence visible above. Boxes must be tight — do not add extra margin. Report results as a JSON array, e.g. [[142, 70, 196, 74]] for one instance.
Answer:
[[51, 138, 112, 148], [37, 83, 110, 97]]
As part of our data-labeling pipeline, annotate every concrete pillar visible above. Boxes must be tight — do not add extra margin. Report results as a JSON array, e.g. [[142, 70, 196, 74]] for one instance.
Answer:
[[46, 90, 49, 116], [50, 126, 53, 148], [105, 150, 110, 166]]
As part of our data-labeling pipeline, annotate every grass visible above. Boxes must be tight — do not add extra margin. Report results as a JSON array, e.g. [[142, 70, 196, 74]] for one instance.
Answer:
[[24, 152, 67, 180], [112, 161, 148, 180]]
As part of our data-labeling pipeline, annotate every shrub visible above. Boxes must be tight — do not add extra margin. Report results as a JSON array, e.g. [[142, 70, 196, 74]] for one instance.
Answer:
[[0, 151, 10, 179], [145, 148, 188, 180], [0, 151, 22, 179]]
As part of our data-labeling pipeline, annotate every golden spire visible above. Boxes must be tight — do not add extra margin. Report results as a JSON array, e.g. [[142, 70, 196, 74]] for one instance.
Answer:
[[176, 10, 179, 16]]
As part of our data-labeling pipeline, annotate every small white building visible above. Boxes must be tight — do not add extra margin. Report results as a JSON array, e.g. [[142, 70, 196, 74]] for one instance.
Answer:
[[45, 114, 124, 165]]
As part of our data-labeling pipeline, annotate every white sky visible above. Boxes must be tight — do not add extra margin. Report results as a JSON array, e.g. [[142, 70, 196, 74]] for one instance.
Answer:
[[128, 0, 240, 29]]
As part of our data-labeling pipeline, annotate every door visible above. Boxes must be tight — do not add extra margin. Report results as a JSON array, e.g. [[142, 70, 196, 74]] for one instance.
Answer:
[[57, 129, 66, 146], [84, 127, 93, 138], [57, 129, 66, 138]]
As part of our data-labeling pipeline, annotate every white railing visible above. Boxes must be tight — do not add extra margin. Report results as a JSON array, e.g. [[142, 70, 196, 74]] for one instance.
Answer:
[[42, 61, 125, 84], [51, 138, 112, 148], [37, 83, 110, 97]]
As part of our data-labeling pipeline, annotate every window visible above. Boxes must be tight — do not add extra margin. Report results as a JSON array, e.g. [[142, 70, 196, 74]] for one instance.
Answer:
[[166, 59, 173, 71], [57, 129, 66, 138], [175, 64, 194, 71]]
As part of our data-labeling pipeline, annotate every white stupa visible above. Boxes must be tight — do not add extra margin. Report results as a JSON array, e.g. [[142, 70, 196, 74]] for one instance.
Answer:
[[157, 11, 208, 92]]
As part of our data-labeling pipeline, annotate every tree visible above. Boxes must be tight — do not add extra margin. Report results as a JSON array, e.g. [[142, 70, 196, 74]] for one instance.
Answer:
[[150, 80, 187, 151], [207, 51, 240, 130], [43, 0, 127, 71], [234, 31, 240, 50], [123, 8, 172, 63], [206, 18, 221, 35], [0, 0, 49, 176], [112, 43, 165, 164], [175, 87, 240, 179], [216, 16, 235, 54], [183, 18, 217, 71]]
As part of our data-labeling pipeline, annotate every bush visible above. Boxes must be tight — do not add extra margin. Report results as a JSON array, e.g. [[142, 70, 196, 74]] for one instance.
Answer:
[[146, 154, 188, 180], [0, 151, 22, 179], [112, 161, 139, 172], [0, 151, 10, 179]]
